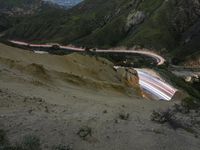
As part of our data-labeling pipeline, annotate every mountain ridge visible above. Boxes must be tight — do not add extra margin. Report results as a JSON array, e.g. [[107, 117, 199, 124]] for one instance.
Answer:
[[2, 0, 200, 63]]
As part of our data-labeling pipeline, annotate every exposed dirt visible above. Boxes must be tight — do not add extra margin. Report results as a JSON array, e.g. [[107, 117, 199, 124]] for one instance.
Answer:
[[0, 43, 200, 150]]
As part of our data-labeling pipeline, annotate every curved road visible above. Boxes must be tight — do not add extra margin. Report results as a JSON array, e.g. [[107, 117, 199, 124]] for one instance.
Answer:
[[9, 40, 165, 65], [9, 40, 177, 101]]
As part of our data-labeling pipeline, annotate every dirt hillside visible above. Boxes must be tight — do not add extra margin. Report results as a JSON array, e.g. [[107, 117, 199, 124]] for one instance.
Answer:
[[0, 43, 199, 150]]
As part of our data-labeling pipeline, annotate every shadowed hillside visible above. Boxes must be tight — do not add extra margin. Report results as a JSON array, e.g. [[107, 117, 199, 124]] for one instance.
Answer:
[[0, 0, 45, 15], [2, 0, 200, 63]]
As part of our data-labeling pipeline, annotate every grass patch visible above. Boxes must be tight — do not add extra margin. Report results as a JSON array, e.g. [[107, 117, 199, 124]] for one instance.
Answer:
[[0, 131, 74, 150], [0, 131, 41, 150], [0, 129, 8, 146], [20, 135, 41, 150]]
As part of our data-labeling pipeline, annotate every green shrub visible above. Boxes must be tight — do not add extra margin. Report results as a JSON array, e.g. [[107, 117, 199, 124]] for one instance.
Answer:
[[151, 109, 175, 124], [77, 126, 92, 140], [0, 129, 8, 146], [181, 97, 200, 110], [119, 112, 130, 120], [20, 135, 41, 150]]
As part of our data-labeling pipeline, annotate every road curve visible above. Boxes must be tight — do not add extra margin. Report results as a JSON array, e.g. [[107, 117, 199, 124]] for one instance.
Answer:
[[9, 40, 165, 65], [135, 69, 177, 101], [97, 49, 165, 65], [9, 40, 176, 101]]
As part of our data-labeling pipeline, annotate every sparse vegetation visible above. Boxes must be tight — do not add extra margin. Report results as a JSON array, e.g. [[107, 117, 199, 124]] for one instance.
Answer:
[[172, 97, 200, 114], [0, 132, 41, 150], [151, 103, 200, 135], [77, 126, 92, 140], [119, 112, 130, 120], [0, 131, 75, 150], [151, 109, 175, 124], [181, 97, 200, 110], [20, 135, 41, 150], [151, 109, 182, 130], [156, 68, 200, 99], [0, 129, 8, 146]]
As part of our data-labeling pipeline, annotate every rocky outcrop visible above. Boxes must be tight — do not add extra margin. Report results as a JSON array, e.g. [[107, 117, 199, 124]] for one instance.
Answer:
[[117, 67, 142, 96], [126, 11, 145, 31]]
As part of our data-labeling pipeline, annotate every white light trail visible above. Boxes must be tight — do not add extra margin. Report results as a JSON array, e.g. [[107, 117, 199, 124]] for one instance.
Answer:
[[136, 70, 177, 101]]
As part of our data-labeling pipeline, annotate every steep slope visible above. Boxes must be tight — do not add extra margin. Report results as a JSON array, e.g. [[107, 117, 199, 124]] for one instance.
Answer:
[[0, 43, 139, 94], [5, 0, 145, 44], [0, 13, 12, 32], [0, 0, 44, 32], [0, 44, 200, 150], [0, 0, 65, 35], [0, 0, 44, 15], [3, 0, 200, 62]]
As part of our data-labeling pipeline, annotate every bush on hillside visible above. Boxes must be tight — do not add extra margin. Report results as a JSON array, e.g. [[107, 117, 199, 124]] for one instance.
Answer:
[[151, 109, 175, 124]]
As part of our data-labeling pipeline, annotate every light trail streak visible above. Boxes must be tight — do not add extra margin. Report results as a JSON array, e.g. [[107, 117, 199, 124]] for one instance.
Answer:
[[140, 80, 171, 101], [9, 40, 165, 65], [140, 76, 174, 96], [136, 69, 177, 101], [137, 70, 176, 94], [8, 40, 177, 100]]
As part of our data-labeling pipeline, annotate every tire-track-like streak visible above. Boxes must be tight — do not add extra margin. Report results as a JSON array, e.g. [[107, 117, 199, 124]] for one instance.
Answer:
[[136, 69, 177, 101]]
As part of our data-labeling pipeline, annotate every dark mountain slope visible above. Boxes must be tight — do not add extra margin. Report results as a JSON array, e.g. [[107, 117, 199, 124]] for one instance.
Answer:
[[4, 0, 147, 43], [0, 0, 44, 15], [0, 13, 12, 32], [0, 0, 64, 35], [122, 0, 200, 60], [3, 0, 200, 62]]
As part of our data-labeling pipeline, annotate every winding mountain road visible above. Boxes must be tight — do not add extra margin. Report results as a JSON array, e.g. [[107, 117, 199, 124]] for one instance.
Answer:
[[9, 40, 177, 101], [9, 40, 165, 65]]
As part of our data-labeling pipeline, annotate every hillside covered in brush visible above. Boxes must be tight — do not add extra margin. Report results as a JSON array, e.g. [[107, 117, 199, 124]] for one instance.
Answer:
[[2, 0, 200, 62], [0, 0, 46, 15], [0, 0, 65, 34]]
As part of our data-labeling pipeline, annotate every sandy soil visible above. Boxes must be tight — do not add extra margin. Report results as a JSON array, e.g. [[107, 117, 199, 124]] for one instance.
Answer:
[[0, 43, 200, 150]]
